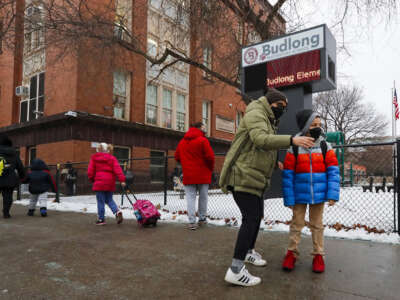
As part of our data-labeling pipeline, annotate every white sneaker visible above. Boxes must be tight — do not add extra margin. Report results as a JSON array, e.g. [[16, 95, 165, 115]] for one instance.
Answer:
[[245, 250, 267, 266], [224, 266, 261, 287]]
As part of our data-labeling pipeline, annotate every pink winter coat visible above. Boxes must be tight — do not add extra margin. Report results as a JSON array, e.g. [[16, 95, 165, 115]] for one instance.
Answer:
[[87, 152, 126, 192]]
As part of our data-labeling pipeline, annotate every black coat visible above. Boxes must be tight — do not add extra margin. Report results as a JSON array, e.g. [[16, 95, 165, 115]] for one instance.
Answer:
[[24, 159, 56, 194], [0, 145, 26, 189]]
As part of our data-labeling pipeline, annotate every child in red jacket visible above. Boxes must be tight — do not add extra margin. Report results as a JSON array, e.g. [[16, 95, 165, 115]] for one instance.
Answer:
[[88, 143, 126, 225]]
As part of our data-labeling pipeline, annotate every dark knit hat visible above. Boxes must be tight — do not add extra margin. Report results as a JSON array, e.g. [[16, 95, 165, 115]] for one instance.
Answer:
[[296, 109, 315, 131], [265, 87, 288, 104]]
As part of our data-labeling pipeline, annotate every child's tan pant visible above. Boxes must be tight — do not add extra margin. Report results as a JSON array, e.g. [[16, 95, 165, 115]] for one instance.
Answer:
[[288, 203, 325, 257]]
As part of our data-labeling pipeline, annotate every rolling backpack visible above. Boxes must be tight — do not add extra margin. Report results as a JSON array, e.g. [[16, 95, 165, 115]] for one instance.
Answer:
[[122, 187, 161, 227]]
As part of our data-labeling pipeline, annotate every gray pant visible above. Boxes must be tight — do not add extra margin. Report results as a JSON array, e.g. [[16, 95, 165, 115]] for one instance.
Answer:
[[184, 184, 209, 224], [29, 192, 48, 210]]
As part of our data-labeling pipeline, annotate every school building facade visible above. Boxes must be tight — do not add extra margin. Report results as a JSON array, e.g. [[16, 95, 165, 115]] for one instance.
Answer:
[[0, 0, 284, 191]]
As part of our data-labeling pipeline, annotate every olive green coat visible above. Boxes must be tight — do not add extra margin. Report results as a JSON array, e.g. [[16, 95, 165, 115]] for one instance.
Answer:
[[219, 96, 291, 198]]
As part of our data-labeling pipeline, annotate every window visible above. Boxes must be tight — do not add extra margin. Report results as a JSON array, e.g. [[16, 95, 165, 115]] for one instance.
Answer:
[[202, 101, 211, 135], [236, 21, 243, 44], [113, 71, 130, 120], [28, 147, 36, 166], [25, 23, 44, 53], [247, 30, 261, 44], [150, 0, 162, 9], [114, 0, 132, 41], [236, 111, 243, 131], [146, 84, 158, 125], [202, 0, 212, 17], [237, 66, 242, 85], [176, 94, 186, 131], [150, 150, 165, 182], [24, 6, 44, 53], [146, 82, 187, 131], [202, 47, 212, 78], [20, 72, 45, 123], [147, 39, 158, 57], [176, 1, 187, 24], [162, 88, 172, 128], [114, 146, 131, 168]]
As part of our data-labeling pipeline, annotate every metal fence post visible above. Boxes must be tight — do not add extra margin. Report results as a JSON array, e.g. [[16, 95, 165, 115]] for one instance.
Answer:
[[17, 183, 21, 200], [121, 161, 127, 207], [397, 139, 400, 235], [164, 153, 168, 206], [55, 164, 60, 203]]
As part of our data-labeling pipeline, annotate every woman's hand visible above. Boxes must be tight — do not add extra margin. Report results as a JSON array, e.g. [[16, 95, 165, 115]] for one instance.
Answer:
[[278, 161, 284, 170], [328, 200, 335, 206], [292, 136, 315, 148]]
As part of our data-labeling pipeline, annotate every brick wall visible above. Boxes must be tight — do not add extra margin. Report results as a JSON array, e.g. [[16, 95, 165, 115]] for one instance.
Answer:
[[0, 49, 15, 126]]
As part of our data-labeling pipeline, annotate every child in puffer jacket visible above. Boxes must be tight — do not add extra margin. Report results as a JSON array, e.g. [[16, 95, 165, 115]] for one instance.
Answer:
[[87, 143, 126, 225], [24, 158, 57, 217], [281, 109, 340, 273]]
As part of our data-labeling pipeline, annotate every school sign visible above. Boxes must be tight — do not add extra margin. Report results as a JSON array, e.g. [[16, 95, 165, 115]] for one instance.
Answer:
[[241, 24, 336, 97]]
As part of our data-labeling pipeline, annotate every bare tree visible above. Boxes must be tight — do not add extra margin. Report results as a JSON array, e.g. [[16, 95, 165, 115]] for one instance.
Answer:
[[1, 0, 398, 98], [313, 85, 389, 144]]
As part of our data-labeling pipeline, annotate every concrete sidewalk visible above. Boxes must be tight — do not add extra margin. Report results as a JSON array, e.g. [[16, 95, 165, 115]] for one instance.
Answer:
[[0, 205, 399, 300]]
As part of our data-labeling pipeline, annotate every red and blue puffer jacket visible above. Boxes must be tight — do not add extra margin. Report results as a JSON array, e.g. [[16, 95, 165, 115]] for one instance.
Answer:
[[282, 138, 340, 206]]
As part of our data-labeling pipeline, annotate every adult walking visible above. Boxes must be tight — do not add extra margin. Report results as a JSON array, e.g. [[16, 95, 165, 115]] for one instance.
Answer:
[[219, 88, 315, 287], [0, 136, 26, 218], [175, 122, 215, 230]]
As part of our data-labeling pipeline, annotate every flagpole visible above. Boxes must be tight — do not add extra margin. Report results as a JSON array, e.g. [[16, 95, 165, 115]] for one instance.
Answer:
[[395, 81, 397, 139], [393, 85, 395, 140], [393, 81, 398, 233]]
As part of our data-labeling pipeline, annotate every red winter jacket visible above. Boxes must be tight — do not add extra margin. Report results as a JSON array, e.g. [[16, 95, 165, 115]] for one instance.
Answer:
[[87, 152, 126, 191], [175, 127, 215, 185]]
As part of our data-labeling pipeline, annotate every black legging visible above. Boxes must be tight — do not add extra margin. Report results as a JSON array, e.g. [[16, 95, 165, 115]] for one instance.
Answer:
[[1, 188, 14, 216], [233, 191, 264, 260]]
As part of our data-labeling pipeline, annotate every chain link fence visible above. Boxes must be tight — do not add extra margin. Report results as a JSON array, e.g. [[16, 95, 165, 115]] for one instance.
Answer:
[[18, 142, 399, 234]]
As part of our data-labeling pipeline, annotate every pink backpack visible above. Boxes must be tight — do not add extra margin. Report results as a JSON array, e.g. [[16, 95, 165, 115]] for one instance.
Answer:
[[133, 199, 161, 226]]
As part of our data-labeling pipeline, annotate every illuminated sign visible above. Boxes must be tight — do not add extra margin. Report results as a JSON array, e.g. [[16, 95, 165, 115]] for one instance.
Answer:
[[241, 24, 336, 96], [242, 26, 324, 67], [266, 49, 321, 88]]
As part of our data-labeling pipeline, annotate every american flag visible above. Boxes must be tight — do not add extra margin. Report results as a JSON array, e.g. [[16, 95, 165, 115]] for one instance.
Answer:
[[394, 88, 399, 120]]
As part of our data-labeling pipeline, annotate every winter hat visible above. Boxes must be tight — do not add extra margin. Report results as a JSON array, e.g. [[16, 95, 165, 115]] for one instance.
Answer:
[[265, 87, 288, 105], [296, 109, 319, 134], [96, 142, 111, 153], [0, 135, 13, 147]]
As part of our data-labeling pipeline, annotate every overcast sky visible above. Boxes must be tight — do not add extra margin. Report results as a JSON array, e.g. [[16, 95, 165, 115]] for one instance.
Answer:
[[274, 0, 400, 136]]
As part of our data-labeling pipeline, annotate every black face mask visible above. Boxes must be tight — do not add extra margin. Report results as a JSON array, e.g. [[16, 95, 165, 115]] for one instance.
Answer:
[[309, 127, 322, 140], [271, 107, 285, 120]]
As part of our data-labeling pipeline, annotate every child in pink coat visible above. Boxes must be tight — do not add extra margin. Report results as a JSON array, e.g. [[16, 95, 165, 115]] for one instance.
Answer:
[[88, 143, 126, 225]]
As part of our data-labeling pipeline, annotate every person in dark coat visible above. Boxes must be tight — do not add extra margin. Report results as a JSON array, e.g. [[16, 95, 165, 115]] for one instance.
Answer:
[[0, 136, 26, 218], [24, 158, 57, 217], [62, 162, 77, 196], [174, 122, 215, 230]]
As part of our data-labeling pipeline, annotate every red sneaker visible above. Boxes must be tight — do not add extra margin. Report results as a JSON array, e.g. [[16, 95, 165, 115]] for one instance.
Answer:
[[312, 254, 325, 273], [282, 250, 296, 271]]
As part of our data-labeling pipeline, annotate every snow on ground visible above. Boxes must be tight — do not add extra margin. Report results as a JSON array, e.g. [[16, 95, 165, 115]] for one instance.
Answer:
[[15, 186, 400, 244]]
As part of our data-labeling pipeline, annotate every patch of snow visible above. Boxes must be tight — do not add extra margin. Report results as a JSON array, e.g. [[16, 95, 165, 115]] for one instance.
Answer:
[[14, 187, 400, 244]]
